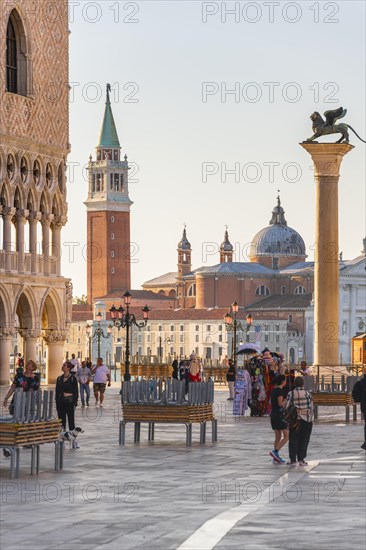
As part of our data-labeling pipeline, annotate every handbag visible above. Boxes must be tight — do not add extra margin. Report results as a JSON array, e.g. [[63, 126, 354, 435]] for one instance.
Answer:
[[285, 391, 299, 430]]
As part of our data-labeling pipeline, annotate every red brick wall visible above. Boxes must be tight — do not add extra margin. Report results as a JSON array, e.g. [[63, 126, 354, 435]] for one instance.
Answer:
[[87, 211, 131, 304]]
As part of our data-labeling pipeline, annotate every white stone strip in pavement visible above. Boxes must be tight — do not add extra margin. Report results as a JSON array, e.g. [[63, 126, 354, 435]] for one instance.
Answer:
[[177, 460, 320, 550]]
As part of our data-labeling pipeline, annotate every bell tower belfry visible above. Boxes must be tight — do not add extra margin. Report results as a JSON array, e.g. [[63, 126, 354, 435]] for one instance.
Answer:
[[85, 84, 132, 304]]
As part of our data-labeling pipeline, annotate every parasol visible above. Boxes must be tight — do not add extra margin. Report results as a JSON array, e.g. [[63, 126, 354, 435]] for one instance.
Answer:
[[236, 343, 261, 355]]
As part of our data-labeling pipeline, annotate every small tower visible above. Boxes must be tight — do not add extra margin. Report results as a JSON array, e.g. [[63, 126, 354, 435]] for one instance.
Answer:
[[220, 227, 233, 263], [85, 84, 132, 304], [177, 226, 192, 278], [177, 226, 192, 306]]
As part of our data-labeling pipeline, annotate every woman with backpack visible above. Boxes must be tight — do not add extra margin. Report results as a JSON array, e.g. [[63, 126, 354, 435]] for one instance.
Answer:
[[55, 362, 79, 446], [285, 376, 313, 466]]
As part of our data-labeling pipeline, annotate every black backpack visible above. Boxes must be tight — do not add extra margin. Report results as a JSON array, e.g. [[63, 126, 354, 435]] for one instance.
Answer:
[[352, 379, 365, 403]]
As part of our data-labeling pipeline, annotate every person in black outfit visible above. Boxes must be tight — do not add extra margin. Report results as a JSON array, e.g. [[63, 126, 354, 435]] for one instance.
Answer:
[[269, 374, 288, 464], [55, 361, 78, 432], [172, 358, 179, 380], [226, 359, 236, 400]]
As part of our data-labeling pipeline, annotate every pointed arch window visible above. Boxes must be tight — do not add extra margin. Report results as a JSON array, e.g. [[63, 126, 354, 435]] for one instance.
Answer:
[[6, 18, 17, 93], [6, 10, 33, 96]]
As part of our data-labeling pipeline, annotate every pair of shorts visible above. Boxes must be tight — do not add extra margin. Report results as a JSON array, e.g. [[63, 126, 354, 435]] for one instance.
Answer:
[[93, 383, 106, 393], [271, 413, 288, 431]]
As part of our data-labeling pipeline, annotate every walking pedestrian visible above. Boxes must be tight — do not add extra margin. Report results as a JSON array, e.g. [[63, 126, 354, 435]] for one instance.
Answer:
[[285, 376, 313, 466], [3, 360, 40, 415], [55, 362, 79, 448], [351, 366, 366, 450], [76, 360, 92, 407], [269, 374, 288, 464], [92, 357, 111, 408], [2, 359, 40, 458], [226, 359, 236, 400], [70, 353, 80, 373]]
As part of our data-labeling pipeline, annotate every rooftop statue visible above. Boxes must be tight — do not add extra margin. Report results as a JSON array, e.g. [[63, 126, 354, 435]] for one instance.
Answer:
[[305, 107, 366, 144]]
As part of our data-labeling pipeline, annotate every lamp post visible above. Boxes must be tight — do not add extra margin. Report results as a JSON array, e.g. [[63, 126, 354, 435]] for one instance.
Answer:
[[158, 336, 171, 363], [85, 311, 112, 362], [109, 291, 150, 382], [224, 302, 253, 367]]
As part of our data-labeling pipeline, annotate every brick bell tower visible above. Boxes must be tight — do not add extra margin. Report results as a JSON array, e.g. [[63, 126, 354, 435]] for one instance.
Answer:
[[85, 84, 132, 304]]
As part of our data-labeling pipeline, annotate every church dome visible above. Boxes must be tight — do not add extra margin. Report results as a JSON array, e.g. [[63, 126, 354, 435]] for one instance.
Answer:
[[249, 196, 306, 266]]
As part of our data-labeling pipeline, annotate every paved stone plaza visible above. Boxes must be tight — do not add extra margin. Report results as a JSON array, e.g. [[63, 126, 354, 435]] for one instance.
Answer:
[[1, 384, 365, 550]]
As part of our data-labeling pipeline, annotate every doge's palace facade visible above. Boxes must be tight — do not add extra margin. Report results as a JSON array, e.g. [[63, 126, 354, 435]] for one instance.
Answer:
[[0, 0, 70, 383]]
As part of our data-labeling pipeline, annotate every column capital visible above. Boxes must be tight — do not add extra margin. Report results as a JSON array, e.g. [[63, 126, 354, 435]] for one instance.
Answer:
[[15, 209, 29, 222], [41, 213, 54, 225], [20, 328, 42, 340], [0, 327, 16, 338], [300, 143, 354, 177], [52, 215, 67, 228], [43, 328, 68, 344], [2, 207, 16, 218], [29, 211, 42, 223]]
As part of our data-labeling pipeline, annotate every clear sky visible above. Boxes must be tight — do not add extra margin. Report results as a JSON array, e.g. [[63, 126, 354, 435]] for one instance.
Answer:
[[63, 0, 366, 297]]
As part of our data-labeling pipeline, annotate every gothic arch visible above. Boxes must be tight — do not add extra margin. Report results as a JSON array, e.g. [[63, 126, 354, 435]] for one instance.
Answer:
[[39, 191, 50, 215], [26, 187, 37, 212], [0, 283, 12, 330], [0, 182, 10, 207], [39, 289, 63, 330], [6, 8, 33, 96], [14, 286, 38, 330], [13, 184, 25, 210]]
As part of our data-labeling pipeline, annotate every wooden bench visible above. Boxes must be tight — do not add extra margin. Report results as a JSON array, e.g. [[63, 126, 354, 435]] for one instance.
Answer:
[[120, 403, 217, 446], [0, 390, 64, 479], [119, 380, 217, 446], [312, 392, 357, 422]]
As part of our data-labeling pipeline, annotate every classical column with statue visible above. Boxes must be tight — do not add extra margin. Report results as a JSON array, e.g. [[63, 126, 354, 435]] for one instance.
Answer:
[[301, 106, 364, 367]]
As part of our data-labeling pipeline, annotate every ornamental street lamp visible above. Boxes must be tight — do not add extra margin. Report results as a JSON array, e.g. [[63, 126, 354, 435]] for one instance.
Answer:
[[224, 302, 253, 367], [86, 311, 112, 362], [158, 336, 171, 363], [109, 291, 150, 381]]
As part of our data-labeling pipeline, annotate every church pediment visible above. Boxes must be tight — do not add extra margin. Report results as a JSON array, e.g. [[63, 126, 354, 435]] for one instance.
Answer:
[[340, 256, 366, 276]]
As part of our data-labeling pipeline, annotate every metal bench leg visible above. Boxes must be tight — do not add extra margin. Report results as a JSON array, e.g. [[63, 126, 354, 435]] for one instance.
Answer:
[[54, 442, 59, 471], [200, 422, 206, 444], [151, 422, 155, 440], [134, 422, 141, 443], [345, 406, 350, 423], [36, 445, 40, 474], [10, 448, 19, 480], [119, 421, 126, 445], [314, 405, 318, 420], [186, 423, 192, 446], [210, 419, 217, 442], [353, 405, 357, 421], [31, 445, 36, 475]]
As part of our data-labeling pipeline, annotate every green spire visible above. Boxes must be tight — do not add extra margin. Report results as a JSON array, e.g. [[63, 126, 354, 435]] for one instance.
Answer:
[[97, 84, 120, 148]]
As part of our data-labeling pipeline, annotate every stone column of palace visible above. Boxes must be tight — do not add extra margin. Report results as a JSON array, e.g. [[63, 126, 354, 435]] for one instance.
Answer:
[[0, 331, 13, 385], [23, 330, 38, 363], [301, 143, 353, 367], [15, 210, 29, 273], [29, 212, 41, 274], [44, 331, 67, 384], [3, 207, 15, 271]]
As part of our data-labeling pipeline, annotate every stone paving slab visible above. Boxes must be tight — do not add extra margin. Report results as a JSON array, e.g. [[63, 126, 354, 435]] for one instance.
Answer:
[[0, 385, 365, 550]]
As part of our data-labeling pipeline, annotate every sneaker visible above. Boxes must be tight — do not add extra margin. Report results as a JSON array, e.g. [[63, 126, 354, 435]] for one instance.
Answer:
[[270, 451, 281, 464], [298, 461, 308, 466], [99, 404, 103, 409], [361, 442, 366, 450], [286, 461, 297, 467], [86, 402, 89, 407], [227, 397, 233, 401], [95, 400, 98, 406], [81, 405, 85, 408]]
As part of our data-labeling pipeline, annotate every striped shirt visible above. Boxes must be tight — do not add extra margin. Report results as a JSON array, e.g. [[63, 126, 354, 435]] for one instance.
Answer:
[[286, 388, 313, 422]]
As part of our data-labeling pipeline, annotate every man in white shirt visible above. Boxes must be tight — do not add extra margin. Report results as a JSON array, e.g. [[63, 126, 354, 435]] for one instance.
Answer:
[[92, 357, 111, 408], [70, 353, 81, 373], [76, 361, 92, 407]]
